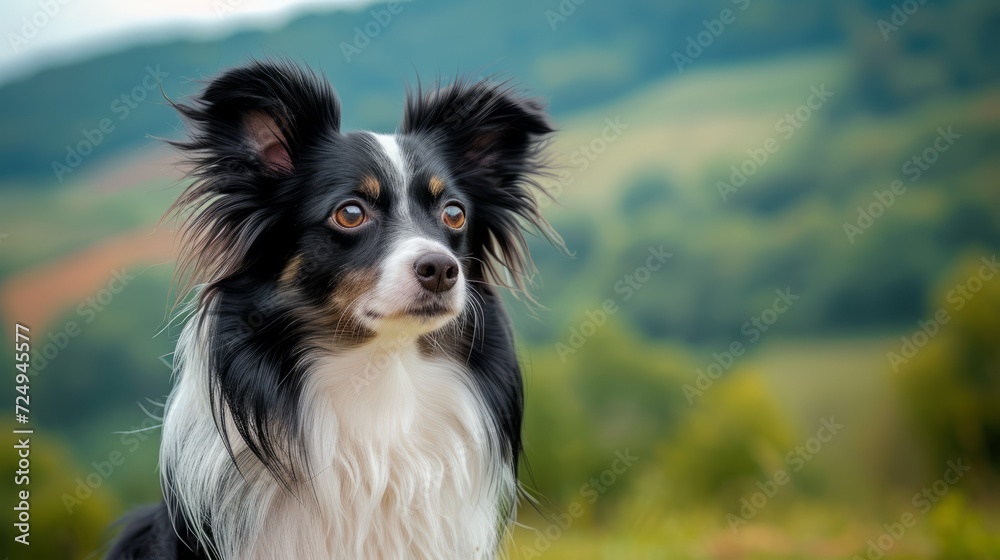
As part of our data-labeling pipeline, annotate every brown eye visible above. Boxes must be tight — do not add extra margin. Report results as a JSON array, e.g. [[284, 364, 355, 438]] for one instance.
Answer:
[[442, 204, 466, 229], [332, 203, 366, 228]]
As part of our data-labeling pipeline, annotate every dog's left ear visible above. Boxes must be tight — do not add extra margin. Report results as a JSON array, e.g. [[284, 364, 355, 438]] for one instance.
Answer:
[[401, 80, 553, 182], [401, 80, 557, 290]]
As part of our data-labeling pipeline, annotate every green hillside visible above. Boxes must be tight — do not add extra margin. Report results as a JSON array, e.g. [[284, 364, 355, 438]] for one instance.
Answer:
[[0, 0, 909, 183], [2, 1, 1000, 558]]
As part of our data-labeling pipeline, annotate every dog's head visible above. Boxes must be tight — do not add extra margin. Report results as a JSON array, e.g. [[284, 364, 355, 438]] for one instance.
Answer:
[[170, 60, 554, 340]]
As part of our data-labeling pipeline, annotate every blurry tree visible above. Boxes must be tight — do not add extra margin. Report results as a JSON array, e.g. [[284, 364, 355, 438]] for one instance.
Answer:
[[654, 371, 795, 506], [893, 253, 1000, 487], [519, 322, 693, 518]]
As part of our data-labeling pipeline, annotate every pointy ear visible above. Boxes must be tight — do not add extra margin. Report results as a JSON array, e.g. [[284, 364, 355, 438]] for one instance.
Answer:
[[167, 60, 341, 295], [401, 79, 557, 292], [401, 79, 553, 181], [171, 59, 340, 176]]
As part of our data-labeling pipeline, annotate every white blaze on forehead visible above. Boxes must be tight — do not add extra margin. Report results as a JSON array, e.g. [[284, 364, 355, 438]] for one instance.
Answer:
[[370, 133, 410, 196]]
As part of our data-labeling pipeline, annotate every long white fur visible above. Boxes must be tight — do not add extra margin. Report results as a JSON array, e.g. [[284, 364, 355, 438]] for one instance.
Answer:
[[161, 310, 513, 559]]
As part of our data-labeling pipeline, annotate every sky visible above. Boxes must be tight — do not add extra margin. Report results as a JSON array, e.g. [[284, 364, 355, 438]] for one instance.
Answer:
[[0, 0, 367, 84]]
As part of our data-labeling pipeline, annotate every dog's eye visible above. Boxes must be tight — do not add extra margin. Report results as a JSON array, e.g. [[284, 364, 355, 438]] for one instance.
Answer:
[[442, 204, 466, 230], [332, 203, 366, 229]]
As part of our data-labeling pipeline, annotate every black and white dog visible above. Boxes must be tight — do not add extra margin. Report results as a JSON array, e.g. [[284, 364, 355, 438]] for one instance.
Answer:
[[107, 60, 556, 559]]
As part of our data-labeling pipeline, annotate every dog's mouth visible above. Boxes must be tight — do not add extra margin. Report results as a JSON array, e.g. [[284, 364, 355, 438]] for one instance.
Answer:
[[362, 301, 458, 321], [357, 240, 468, 333]]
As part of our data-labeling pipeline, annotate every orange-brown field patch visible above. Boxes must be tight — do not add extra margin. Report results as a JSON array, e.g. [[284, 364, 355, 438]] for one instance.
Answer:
[[1, 227, 176, 333]]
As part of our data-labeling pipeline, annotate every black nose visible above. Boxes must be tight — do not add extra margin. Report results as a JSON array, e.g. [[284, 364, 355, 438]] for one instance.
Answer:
[[413, 253, 459, 292]]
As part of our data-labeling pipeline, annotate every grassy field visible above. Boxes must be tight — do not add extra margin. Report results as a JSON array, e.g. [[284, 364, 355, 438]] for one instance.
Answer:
[[509, 335, 1000, 560]]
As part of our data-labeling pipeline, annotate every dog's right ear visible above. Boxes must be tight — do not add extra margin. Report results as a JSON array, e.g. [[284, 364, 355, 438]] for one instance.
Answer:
[[167, 60, 340, 295], [171, 60, 340, 176]]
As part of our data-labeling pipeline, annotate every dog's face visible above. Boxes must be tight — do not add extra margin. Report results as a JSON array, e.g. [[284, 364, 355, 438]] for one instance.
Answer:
[[171, 62, 554, 340], [287, 131, 473, 335]]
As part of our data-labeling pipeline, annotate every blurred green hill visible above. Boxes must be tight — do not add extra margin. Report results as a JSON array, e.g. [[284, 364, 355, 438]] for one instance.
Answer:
[[2, 0, 977, 184], [2, 0, 1000, 558]]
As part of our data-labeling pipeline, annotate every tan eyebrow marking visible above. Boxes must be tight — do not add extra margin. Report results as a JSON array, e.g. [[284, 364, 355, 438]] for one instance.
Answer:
[[429, 176, 446, 196], [279, 254, 303, 287], [359, 175, 380, 198]]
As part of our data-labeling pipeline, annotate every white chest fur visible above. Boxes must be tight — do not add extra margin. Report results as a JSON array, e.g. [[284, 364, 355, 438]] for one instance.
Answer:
[[161, 323, 513, 560]]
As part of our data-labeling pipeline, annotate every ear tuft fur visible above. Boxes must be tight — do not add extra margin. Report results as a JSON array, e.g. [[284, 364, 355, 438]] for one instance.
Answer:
[[165, 59, 340, 302]]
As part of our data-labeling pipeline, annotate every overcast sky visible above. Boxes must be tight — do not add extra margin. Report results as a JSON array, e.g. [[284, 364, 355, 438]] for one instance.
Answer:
[[1, 0, 367, 84]]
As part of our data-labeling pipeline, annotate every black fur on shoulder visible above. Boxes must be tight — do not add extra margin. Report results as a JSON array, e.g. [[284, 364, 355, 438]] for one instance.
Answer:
[[105, 502, 205, 559]]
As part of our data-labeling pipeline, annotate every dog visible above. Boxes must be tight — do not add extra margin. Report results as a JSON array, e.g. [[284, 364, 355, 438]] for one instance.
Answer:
[[105, 60, 556, 559]]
